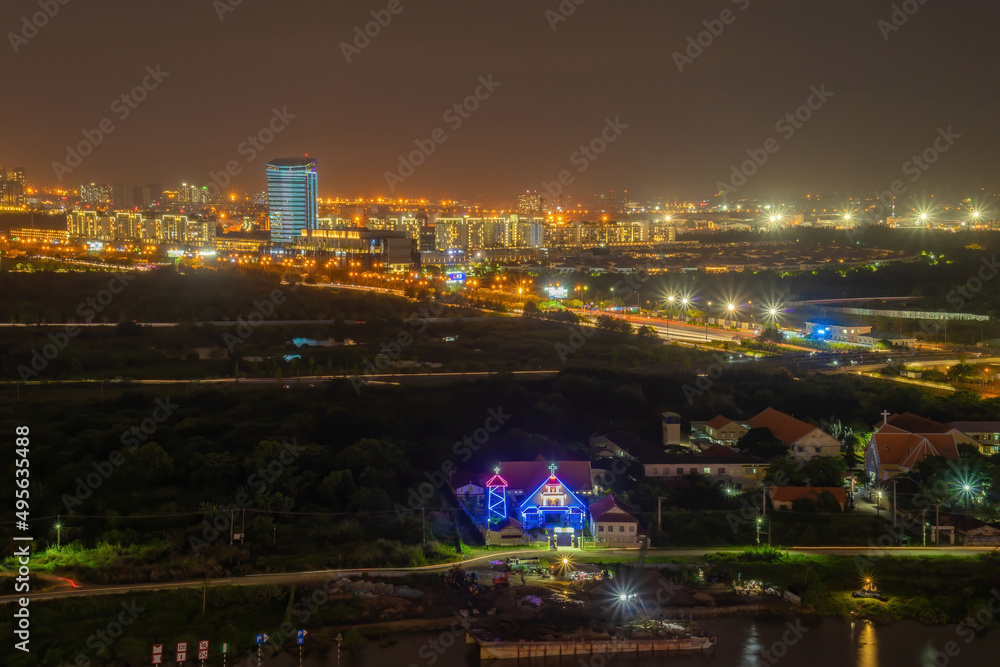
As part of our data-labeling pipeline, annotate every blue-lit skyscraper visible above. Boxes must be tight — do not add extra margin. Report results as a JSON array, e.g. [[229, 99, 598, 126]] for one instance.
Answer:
[[266, 158, 318, 244]]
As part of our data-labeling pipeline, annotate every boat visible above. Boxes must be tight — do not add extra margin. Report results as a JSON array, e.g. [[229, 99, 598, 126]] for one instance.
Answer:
[[467, 626, 716, 660]]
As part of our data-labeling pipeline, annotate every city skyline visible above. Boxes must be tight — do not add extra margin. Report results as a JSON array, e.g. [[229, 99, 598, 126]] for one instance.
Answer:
[[2, 1, 999, 201]]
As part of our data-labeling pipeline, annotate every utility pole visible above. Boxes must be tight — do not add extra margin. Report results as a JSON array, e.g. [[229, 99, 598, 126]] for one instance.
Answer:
[[935, 503, 941, 545], [892, 480, 897, 529], [422, 507, 427, 545], [921, 509, 927, 546]]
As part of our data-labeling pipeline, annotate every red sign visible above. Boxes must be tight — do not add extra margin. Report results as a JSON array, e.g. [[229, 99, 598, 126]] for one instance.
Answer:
[[152, 644, 163, 665], [177, 642, 188, 663], [198, 640, 209, 660]]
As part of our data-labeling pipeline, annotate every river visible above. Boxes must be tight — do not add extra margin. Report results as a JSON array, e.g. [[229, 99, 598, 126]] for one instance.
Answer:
[[253, 616, 998, 667]]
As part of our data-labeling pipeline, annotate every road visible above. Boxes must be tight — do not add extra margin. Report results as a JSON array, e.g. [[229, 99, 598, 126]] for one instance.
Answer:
[[3, 545, 995, 604], [5, 370, 560, 388]]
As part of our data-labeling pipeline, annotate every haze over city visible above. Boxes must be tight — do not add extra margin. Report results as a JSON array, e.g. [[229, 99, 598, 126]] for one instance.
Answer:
[[4, 2, 1000, 667], [2, 0, 999, 200]]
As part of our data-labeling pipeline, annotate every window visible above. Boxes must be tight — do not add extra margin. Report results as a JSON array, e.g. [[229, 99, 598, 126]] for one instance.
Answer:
[[703, 467, 711, 475], [676, 468, 684, 475], [718, 467, 726, 475], [815, 447, 822, 453], [619, 526, 625, 533], [651, 467, 658, 475], [598, 525, 604, 532], [690, 468, 697, 475], [628, 525, 635, 532], [797, 446, 804, 452]]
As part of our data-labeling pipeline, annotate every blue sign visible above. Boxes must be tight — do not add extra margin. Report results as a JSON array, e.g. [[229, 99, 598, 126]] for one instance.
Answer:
[[255, 634, 269, 645], [296, 630, 307, 646], [448, 272, 466, 282]]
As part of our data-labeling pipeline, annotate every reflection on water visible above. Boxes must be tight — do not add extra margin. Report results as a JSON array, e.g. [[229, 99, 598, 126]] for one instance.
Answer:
[[266, 617, 998, 667], [856, 620, 877, 667]]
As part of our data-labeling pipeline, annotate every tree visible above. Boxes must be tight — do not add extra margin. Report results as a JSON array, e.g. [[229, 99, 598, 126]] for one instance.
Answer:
[[737, 427, 790, 460], [595, 315, 633, 335], [757, 326, 785, 346], [637, 325, 658, 341], [522, 300, 541, 319]]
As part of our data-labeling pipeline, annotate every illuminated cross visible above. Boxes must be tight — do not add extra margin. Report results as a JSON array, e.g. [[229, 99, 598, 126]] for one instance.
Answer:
[[494, 466, 501, 475], [549, 462, 558, 477], [881, 410, 891, 425]]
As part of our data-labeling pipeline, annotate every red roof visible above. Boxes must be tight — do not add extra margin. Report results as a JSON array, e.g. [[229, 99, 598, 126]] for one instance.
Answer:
[[589, 495, 642, 525], [870, 431, 959, 468], [700, 444, 742, 458], [769, 486, 847, 504], [706, 415, 739, 430], [747, 408, 815, 444], [885, 412, 952, 434]]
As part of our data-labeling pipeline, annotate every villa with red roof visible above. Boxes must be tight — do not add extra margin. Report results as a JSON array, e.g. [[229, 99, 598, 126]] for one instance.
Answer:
[[589, 495, 644, 547], [703, 415, 748, 447], [746, 407, 841, 459]]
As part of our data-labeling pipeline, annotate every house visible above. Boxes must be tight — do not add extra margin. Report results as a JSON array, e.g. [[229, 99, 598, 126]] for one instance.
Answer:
[[768, 486, 847, 511], [857, 331, 918, 349], [644, 445, 769, 489], [931, 512, 1000, 546], [804, 320, 872, 343], [703, 415, 748, 447], [589, 495, 644, 547], [746, 407, 841, 459], [948, 421, 1000, 455], [864, 412, 965, 481], [484, 517, 527, 546]]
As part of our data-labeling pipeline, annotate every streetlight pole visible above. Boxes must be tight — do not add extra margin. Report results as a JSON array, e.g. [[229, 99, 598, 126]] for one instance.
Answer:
[[706, 301, 712, 342]]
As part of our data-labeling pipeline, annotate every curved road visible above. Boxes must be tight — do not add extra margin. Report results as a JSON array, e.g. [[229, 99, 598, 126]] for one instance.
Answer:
[[3, 545, 995, 604]]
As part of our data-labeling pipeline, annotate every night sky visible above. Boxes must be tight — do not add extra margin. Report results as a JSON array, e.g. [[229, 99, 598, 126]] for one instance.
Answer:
[[2, 0, 997, 202]]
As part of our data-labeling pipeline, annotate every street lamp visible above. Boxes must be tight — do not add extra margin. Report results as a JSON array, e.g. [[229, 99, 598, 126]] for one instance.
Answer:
[[706, 301, 712, 341]]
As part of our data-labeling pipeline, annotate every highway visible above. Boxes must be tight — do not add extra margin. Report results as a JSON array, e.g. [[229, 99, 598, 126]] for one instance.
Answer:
[[3, 545, 995, 605]]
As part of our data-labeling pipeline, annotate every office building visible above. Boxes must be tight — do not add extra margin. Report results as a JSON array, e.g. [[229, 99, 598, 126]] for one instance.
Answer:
[[266, 157, 318, 244], [1, 166, 26, 208]]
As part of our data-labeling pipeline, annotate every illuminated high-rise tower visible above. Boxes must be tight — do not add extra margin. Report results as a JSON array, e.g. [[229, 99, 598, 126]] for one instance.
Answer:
[[1, 167, 26, 208], [266, 157, 318, 244]]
